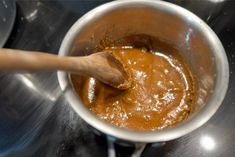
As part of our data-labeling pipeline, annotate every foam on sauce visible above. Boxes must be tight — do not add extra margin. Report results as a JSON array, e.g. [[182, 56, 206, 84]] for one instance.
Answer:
[[71, 46, 195, 131]]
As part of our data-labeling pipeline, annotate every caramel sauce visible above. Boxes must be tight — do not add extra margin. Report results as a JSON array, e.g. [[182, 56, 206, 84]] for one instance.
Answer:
[[70, 36, 196, 131]]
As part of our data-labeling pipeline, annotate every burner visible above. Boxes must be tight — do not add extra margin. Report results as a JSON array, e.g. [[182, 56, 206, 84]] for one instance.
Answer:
[[0, 0, 16, 47]]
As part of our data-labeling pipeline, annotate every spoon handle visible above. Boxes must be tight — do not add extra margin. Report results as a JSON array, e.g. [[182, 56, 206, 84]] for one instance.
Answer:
[[0, 48, 129, 89], [0, 48, 86, 73]]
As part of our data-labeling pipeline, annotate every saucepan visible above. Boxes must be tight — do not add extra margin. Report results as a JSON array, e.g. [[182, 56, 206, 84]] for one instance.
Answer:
[[57, 0, 229, 156]]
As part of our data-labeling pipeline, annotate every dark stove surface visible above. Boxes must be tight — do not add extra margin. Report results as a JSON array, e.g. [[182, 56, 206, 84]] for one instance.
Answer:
[[1, 0, 235, 157]]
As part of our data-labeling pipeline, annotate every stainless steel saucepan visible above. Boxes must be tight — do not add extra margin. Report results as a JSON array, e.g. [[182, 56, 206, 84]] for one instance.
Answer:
[[57, 0, 229, 156]]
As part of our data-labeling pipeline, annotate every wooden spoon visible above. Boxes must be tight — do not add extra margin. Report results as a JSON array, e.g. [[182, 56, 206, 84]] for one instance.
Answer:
[[0, 48, 130, 89]]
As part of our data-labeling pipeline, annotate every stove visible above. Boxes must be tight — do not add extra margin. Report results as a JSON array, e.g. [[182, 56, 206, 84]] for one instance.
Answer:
[[0, 0, 235, 157]]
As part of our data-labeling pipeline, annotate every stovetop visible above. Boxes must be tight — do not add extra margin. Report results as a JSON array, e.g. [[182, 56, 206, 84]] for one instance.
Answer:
[[0, 0, 235, 157]]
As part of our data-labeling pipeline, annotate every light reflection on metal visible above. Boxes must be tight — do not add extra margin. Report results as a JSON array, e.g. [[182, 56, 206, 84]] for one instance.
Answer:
[[186, 28, 193, 43], [26, 9, 38, 21], [15, 74, 37, 90], [88, 77, 95, 103], [207, 0, 224, 3], [15, 74, 57, 102], [200, 135, 216, 151]]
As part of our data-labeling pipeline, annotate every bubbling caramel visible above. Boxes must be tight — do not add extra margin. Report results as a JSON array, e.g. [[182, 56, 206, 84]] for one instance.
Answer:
[[71, 37, 196, 131]]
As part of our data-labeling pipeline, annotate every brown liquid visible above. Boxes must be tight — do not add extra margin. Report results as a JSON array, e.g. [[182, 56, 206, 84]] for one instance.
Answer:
[[71, 39, 195, 131]]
